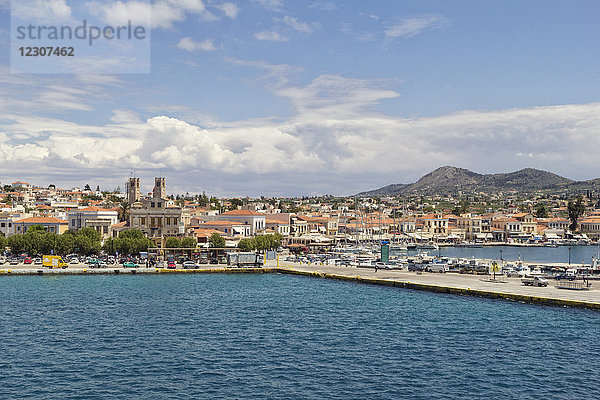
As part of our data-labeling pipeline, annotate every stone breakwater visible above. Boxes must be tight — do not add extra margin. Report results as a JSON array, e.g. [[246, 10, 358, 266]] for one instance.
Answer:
[[1, 263, 599, 311]]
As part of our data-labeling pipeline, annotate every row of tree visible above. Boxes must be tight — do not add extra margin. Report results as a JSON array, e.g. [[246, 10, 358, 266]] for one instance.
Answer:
[[0, 226, 157, 256], [101, 229, 154, 255], [165, 237, 197, 248], [237, 234, 283, 251], [4, 226, 102, 256]]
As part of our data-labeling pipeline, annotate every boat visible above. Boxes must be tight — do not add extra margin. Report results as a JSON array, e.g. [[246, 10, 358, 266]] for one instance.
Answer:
[[417, 242, 439, 250]]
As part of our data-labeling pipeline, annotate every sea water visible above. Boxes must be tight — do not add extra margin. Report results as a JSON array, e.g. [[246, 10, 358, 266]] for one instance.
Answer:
[[0, 274, 598, 399], [399, 245, 600, 264]]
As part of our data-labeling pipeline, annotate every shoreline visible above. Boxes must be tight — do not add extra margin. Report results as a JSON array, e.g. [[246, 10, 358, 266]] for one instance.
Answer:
[[2, 262, 599, 311]]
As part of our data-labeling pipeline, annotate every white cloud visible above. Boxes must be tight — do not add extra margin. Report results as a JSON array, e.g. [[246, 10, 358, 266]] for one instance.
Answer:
[[340, 23, 377, 42], [11, 0, 72, 22], [385, 15, 449, 39], [254, 0, 283, 11], [87, 0, 214, 29], [254, 30, 288, 42], [308, 2, 336, 11], [282, 16, 318, 33], [277, 75, 400, 117], [217, 2, 239, 18], [225, 58, 302, 88], [2, 59, 600, 195], [176, 37, 217, 52]]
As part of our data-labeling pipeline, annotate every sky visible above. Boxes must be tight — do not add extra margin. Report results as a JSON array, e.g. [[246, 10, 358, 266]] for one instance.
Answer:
[[0, 0, 599, 197]]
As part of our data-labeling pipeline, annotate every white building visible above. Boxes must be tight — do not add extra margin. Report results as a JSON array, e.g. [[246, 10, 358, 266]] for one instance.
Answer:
[[216, 210, 266, 235], [67, 206, 119, 239]]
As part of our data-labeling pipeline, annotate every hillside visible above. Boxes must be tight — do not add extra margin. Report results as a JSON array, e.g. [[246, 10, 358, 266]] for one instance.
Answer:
[[357, 166, 591, 196]]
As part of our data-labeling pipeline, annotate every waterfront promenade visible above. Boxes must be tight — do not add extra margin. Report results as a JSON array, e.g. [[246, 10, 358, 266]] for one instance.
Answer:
[[2, 260, 599, 310]]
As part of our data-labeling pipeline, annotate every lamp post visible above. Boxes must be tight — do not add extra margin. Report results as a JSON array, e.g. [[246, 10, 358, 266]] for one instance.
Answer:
[[568, 246, 572, 266]]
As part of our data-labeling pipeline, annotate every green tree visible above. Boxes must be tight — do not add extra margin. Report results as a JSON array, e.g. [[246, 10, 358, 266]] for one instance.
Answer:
[[253, 235, 272, 251], [26, 224, 46, 233], [78, 227, 101, 243], [0, 233, 6, 251], [57, 233, 75, 255], [75, 234, 94, 255], [7, 234, 26, 254], [165, 237, 181, 248], [237, 238, 255, 251], [180, 237, 197, 248], [108, 229, 153, 255], [451, 200, 470, 216], [229, 198, 243, 210], [118, 201, 130, 222], [568, 196, 586, 232], [535, 204, 548, 218], [198, 192, 209, 207], [208, 232, 225, 248], [118, 229, 144, 240]]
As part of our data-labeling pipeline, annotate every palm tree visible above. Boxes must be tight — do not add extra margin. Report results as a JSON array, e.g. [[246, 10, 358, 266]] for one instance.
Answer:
[[118, 201, 130, 222]]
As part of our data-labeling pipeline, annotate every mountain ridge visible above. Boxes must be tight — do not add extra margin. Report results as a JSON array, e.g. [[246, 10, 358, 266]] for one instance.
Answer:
[[357, 166, 597, 196]]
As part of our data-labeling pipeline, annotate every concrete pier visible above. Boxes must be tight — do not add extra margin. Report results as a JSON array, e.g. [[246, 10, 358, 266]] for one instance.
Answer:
[[1, 262, 599, 311]]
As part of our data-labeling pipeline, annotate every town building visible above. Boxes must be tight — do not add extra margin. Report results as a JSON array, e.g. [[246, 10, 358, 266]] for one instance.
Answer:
[[67, 206, 119, 239], [215, 210, 265, 235], [13, 216, 69, 235], [129, 178, 190, 238]]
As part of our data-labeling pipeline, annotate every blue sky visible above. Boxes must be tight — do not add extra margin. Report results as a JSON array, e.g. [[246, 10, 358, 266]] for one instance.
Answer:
[[0, 0, 599, 196]]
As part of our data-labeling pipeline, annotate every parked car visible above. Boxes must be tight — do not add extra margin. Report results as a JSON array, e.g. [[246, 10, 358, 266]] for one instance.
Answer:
[[123, 261, 138, 268], [554, 273, 576, 281], [408, 263, 424, 272], [9, 258, 20, 265], [183, 261, 197, 269], [34, 258, 42, 265], [22, 257, 33, 264], [167, 261, 176, 269], [522, 276, 549, 287]]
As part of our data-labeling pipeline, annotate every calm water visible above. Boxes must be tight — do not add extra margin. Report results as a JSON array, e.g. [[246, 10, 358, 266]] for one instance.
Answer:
[[400, 245, 600, 264], [0, 274, 599, 399]]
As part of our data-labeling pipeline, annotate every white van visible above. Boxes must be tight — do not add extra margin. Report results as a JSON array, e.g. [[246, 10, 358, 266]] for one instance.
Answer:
[[427, 263, 449, 273]]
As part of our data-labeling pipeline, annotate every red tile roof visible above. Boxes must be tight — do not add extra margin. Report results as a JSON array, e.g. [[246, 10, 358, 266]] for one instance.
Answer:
[[77, 206, 116, 212], [221, 209, 262, 216], [14, 217, 68, 224]]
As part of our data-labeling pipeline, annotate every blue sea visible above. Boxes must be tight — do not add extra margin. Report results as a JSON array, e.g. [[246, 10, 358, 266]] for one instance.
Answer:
[[0, 274, 598, 399], [402, 245, 600, 265]]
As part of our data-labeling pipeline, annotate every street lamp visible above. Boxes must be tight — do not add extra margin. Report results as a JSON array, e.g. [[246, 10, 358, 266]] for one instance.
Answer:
[[568, 246, 572, 266]]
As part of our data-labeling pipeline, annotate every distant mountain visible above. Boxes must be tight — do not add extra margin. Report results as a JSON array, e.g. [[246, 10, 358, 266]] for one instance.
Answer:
[[356, 166, 598, 196]]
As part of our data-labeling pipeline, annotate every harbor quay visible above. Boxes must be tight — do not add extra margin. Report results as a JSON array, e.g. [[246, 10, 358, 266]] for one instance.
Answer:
[[2, 260, 599, 311]]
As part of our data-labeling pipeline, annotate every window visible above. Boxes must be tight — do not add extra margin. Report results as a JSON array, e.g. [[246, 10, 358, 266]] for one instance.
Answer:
[[0, 223, 4, 227], [157, 202, 162, 208], [151, 202, 155, 208]]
